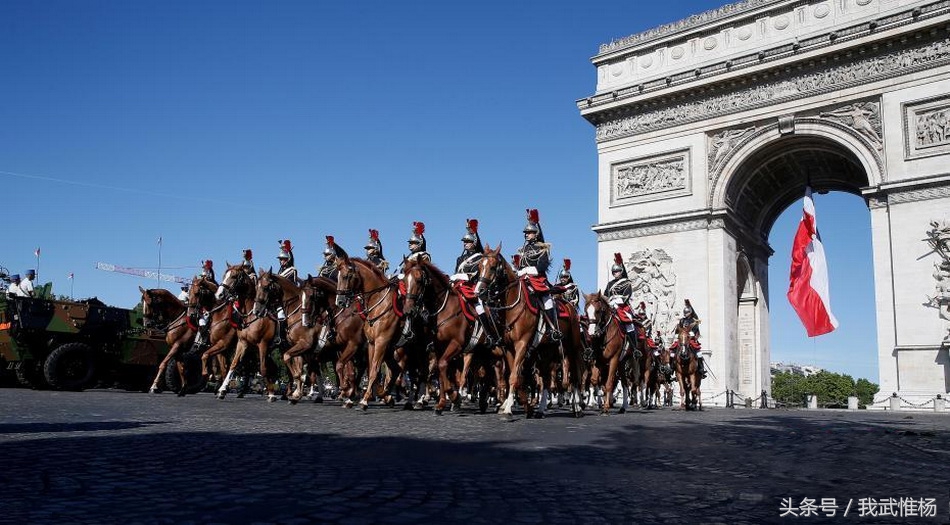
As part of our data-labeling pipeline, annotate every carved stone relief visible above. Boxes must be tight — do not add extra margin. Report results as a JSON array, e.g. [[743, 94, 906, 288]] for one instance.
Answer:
[[624, 248, 678, 339], [611, 150, 691, 206], [596, 36, 950, 142], [708, 126, 757, 171], [818, 101, 883, 149], [924, 219, 950, 341], [903, 95, 950, 159]]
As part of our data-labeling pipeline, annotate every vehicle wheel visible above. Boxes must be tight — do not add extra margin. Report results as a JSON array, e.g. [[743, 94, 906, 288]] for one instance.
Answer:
[[44, 343, 96, 391], [165, 353, 207, 395], [16, 359, 49, 389]]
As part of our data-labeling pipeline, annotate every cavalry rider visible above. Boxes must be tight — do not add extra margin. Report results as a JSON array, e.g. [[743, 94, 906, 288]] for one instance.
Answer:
[[406, 221, 431, 264], [603, 253, 640, 353], [317, 245, 339, 280], [515, 208, 561, 341], [556, 258, 579, 310], [274, 239, 297, 345], [177, 284, 189, 302], [450, 218, 502, 346], [674, 299, 706, 378], [277, 239, 298, 284], [200, 259, 217, 284], [363, 229, 390, 275]]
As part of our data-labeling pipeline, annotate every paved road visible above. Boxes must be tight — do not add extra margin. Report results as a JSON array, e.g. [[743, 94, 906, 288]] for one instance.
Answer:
[[0, 389, 948, 524]]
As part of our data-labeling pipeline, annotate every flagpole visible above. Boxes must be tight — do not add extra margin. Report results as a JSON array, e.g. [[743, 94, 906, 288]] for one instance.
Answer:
[[35, 247, 40, 281], [69, 273, 74, 300], [157, 236, 163, 288]]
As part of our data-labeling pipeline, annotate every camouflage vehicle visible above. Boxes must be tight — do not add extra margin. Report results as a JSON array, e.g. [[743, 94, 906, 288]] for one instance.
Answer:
[[0, 287, 170, 391]]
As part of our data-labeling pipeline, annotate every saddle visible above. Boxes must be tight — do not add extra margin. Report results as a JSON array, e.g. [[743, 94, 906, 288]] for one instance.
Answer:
[[520, 280, 572, 319]]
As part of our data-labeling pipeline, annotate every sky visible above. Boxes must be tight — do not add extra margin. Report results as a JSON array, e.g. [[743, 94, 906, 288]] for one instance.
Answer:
[[0, 1, 879, 382]]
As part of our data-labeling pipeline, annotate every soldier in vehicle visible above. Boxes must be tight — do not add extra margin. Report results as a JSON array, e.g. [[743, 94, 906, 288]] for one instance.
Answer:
[[363, 229, 389, 274], [450, 218, 501, 346], [515, 209, 560, 341], [6, 274, 25, 297], [20, 269, 36, 297]]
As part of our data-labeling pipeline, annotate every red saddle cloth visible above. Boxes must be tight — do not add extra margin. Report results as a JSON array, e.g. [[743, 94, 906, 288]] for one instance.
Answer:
[[453, 281, 479, 300], [556, 301, 572, 319], [669, 337, 702, 351], [615, 304, 634, 323], [523, 275, 550, 293]]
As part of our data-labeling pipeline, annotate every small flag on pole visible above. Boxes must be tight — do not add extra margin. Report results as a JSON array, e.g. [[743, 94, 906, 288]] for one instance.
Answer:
[[68, 272, 74, 280], [787, 187, 839, 337], [157, 236, 163, 246], [34, 247, 40, 257]]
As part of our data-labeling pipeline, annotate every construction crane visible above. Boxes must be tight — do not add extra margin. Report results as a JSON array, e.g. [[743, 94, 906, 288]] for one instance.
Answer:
[[95, 262, 192, 285]]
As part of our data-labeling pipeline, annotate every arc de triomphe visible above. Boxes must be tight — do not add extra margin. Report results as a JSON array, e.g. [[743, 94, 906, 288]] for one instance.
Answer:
[[579, 0, 950, 405]]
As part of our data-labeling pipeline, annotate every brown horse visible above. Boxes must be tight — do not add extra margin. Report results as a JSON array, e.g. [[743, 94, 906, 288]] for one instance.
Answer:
[[672, 324, 702, 410], [301, 275, 368, 407], [401, 258, 504, 414], [474, 244, 585, 418], [334, 252, 403, 410], [214, 265, 280, 401], [583, 291, 632, 414], [185, 276, 235, 385], [254, 270, 319, 404], [140, 287, 196, 394]]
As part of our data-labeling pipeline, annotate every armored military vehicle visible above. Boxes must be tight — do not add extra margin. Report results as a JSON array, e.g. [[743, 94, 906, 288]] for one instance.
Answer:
[[0, 283, 169, 391]]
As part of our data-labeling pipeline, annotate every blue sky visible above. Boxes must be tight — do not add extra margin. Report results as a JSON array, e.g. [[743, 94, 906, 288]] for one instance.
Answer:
[[0, 1, 878, 381]]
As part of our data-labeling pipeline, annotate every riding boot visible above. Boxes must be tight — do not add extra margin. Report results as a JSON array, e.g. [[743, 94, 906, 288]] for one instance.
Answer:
[[543, 307, 562, 341], [278, 319, 287, 347], [697, 355, 707, 379], [479, 312, 501, 347]]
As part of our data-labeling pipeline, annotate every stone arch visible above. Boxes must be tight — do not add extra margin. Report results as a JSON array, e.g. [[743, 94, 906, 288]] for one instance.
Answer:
[[709, 119, 881, 237]]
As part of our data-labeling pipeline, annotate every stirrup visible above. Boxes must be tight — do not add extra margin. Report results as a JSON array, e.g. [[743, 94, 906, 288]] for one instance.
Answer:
[[550, 330, 562, 342]]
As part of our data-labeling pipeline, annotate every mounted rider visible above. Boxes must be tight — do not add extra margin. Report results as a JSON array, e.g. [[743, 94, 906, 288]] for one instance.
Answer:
[[450, 218, 502, 346], [674, 299, 706, 378], [604, 253, 641, 354], [276, 239, 298, 284], [317, 245, 339, 280], [200, 259, 217, 284], [556, 258, 579, 310], [515, 208, 561, 341], [363, 229, 390, 275], [406, 221, 431, 264], [274, 239, 297, 345]]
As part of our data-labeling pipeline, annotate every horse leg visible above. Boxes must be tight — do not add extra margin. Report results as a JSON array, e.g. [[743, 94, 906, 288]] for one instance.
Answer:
[[677, 372, 687, 409], [458, 352, 474, 400], [360, 337, 387, 409], [603, 353, 619, 415], [150, 346, 176, 393]]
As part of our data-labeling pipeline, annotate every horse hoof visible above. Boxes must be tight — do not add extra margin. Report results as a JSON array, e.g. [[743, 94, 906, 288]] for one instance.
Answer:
[[268, 395, 278, 403], [359, 401, 368, 411], [312, 396, 323, 404], [149, 387, 160, 394], [177, 391, 186, 398], [288, 397, 299, 405], [216, 393, 226, 400], [403, 402, 413, 411], [534, 412, 545, 419], [344, 400, 354, 409], [434, 408, 443, 416], [236, 393, 245, 399], [386, 397, 395, 408], [600, 410, 609, 416], [618, 407, 626, 414]]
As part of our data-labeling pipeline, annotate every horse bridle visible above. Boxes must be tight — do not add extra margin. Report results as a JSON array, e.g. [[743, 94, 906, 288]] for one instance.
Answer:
[[301, 280, 326, 328], [219, 269, 251, 303], [335, 262, 360, 308], [253, 274, 284, 317]]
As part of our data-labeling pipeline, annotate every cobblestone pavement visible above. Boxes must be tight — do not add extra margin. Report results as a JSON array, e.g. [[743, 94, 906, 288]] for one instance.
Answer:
[[1, 389, 948, 524]]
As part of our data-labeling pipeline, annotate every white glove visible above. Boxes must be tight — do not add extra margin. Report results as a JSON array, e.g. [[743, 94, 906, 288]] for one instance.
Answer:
[[450, 273, 467, 282], [608, 296, 624, 307], [397, 273, 405, 279], [516, 266, 538, 277]]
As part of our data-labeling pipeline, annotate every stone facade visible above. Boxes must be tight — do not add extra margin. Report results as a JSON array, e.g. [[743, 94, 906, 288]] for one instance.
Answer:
[[580, 0, 950, 405]]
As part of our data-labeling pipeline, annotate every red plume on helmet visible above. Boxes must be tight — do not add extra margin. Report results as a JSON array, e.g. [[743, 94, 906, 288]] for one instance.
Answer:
[[527, 209, 539, 224], [369, 229, 379, 241], [203, 260, 213, 270], [243, 249, 252, 261], [466, 218, 478, 233], [281, 239, 293, 253], [563, 258, 571, 270], [413, 222, 425, 236], [639, 301, 646, 310], [614, 253, 623, 266], [611, 253, 628, 278]]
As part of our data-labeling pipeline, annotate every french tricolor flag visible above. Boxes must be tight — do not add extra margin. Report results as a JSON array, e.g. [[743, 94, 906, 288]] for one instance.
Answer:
[[787, 187, 839, 337]]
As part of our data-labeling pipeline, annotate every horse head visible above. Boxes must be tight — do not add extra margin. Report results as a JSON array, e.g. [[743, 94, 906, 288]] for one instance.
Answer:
[[334, 252, 362, 308], [583, 291, 610, 339], [401, 258, 428, 318], [474, 243, 512, 298], [187, 276, 218, 319], [301, 274, 334, 328], [139, 286, 182, 329], [675, 325, 692, 361], [216, 263, 254, 302], [253, 269, 283, 317]]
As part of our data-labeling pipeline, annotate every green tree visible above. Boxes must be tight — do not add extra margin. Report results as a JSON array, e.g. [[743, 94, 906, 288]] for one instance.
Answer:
[[854, 378, 880, 408], [771, 371, 808, 406], [804, 371, 855, 407]]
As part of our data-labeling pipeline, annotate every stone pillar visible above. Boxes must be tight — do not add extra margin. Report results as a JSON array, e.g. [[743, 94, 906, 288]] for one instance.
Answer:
[[848, 396, 859, 410]]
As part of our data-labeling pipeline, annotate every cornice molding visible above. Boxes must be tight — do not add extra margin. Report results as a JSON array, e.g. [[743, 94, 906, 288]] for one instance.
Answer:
[[592, 32, 950, 143]]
